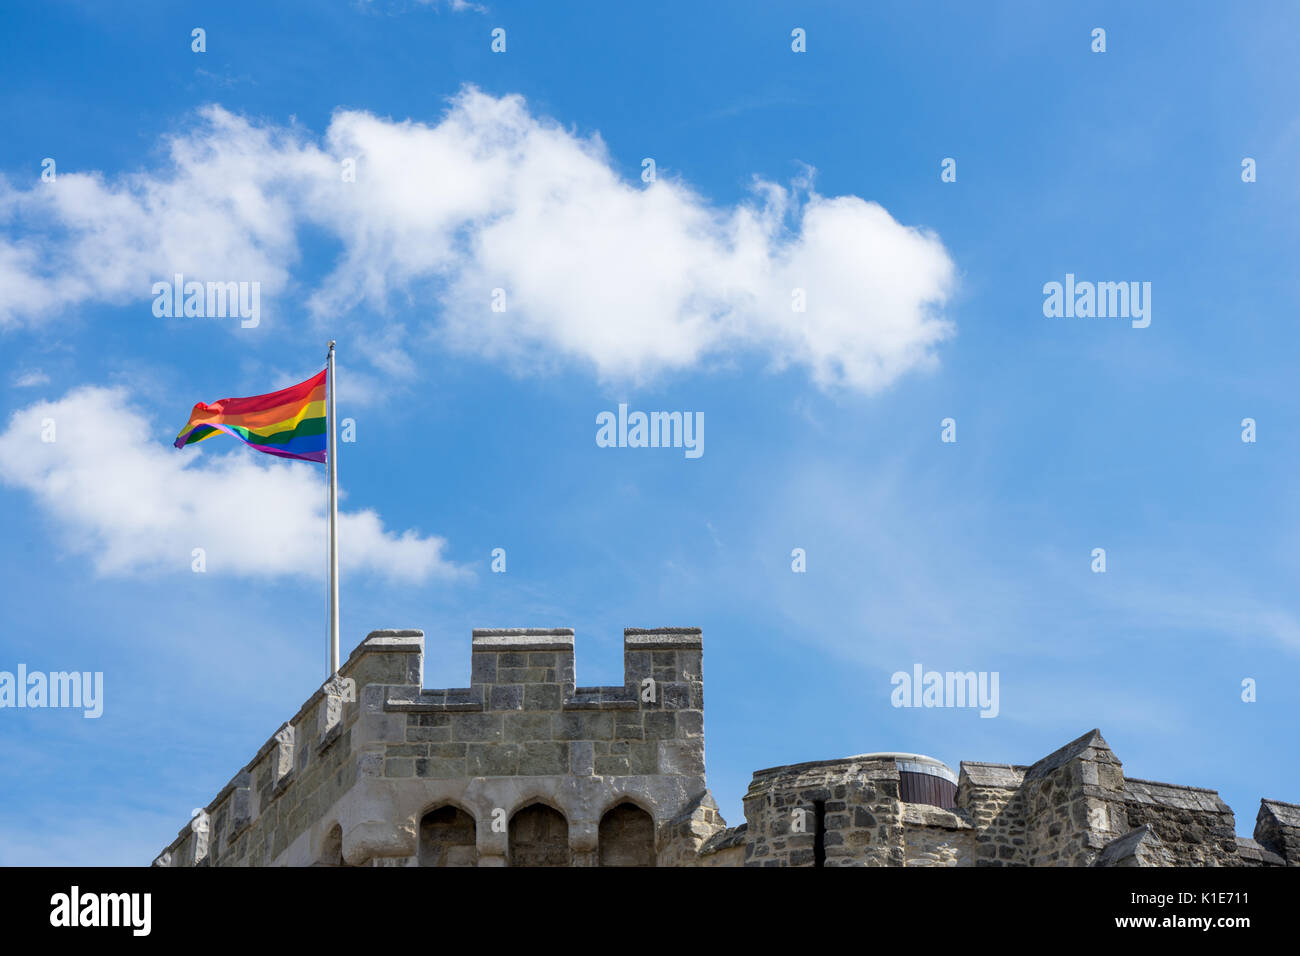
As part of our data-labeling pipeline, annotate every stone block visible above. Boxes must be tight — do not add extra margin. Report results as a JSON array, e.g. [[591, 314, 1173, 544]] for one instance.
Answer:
[[452, 713, 503, 742], [470, 654, 497, 684], [505, 712, 553, 743], [416, 757, 467, 779], [643, 712, 677, 740], [523, 683, 562, 711], [614, 712, 644, 740], [489, 685, 524, 711], [659, 739, 705, 776], [467, 743, 521, 777], [628, 741, 659, 775], [594, 755, 630, 776], [519, 741, 569, 776], [571, 741, 595, 776]]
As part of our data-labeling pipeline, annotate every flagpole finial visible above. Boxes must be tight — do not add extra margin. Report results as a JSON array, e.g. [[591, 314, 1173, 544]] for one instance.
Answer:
[[328, 340, 335, 351]]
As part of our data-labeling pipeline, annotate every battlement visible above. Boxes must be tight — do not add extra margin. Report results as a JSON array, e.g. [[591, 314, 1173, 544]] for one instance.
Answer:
[[152, 630, 1298, 868], [153, 626, 715, 868], [379, 626, 703, 715]]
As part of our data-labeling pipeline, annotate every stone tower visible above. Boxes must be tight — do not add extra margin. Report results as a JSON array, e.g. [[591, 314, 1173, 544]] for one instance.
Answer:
[[153, 627, 726, 867]]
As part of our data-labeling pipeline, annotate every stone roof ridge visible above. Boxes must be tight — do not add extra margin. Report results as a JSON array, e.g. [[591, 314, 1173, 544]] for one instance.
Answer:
[[1259, 798, 1300, 827], [699, 823, 748, 855], [1124, 776, 1220, 794], [1024, 728, 1110, 779], [958, 761, 1028, 789], [750, 753, 900, 779], [1094, 824, 1163, 867]]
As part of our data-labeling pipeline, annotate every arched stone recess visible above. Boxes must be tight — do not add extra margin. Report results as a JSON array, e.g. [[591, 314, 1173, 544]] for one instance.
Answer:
[[509, 802, 571, 867], [599, 802, 656, 867], [418, 803, 479, 867], [315, 822, 345, 866]]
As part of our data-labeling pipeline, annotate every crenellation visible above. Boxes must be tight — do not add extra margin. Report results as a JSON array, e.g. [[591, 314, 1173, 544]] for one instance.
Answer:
[[154, 626, 1296, 868], [1253, 799, 1300, 865], [316, 675, 356, 752], [1120, 777, 1239, 866], [228, 771, 253, 839], [1018, 729, 1129, 866]]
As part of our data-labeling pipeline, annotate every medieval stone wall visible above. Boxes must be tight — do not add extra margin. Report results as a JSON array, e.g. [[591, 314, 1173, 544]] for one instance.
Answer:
[[152, 630, 1297, 868], [152, 632, 412, 868], [902, 803, 974, 866], [1019, 730, 1130, 866], [954, 763, 1028, 866], [741, 756, 906, 866], [734, 730, 1293, 868], [1120, 778, 1239, 866], [154, 627, 720, 868]]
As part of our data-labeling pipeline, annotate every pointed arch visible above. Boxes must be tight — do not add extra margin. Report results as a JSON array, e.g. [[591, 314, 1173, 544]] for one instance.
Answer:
[[419, 804, 478, 867], [598, 802, 656, 867], [508, 802, 570, 867]]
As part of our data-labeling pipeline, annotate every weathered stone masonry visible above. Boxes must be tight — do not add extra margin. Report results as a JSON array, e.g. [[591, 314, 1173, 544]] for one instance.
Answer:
[[711, 729, 1298, 867], [154, 627, 723, 867], [153, 628, 1299, 867]]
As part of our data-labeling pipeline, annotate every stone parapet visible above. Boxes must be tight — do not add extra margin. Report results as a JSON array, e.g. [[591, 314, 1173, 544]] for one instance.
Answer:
[[154, 626, 715, 868]]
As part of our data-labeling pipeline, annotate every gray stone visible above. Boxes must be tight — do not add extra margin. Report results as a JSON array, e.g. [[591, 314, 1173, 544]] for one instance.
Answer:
[[489, 685, 524, 711], [152, 626, 1295, 871], [452, 713, 502, 742]]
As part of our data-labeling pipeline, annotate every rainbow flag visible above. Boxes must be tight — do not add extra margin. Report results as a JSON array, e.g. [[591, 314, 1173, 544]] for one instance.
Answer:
[[173, 369, 328, 463]]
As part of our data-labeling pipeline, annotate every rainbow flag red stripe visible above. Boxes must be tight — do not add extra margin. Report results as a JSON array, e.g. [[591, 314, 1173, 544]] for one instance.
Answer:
[[173, 369, 328, 462]]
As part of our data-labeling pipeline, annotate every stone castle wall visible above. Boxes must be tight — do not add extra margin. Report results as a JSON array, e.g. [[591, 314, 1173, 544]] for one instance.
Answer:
[[1019, 731, 1130, 866], [154, 627, 722, 867], [901, 803, 974, 866], [741, 756, 905, 866], [954, 763, 1028, 865], [153, 629, 1299, 868], [153, 634, 406, 868], [714, 729, 1297, 867]]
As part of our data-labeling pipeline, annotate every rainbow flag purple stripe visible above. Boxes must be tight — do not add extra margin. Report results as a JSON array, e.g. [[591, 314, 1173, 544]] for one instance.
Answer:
[[173, 369, 328, 463]]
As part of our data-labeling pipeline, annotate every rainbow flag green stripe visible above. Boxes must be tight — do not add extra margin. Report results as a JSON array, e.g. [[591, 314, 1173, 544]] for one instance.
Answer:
[[173, 369, 328, 463], [181, 416, 326, 448]]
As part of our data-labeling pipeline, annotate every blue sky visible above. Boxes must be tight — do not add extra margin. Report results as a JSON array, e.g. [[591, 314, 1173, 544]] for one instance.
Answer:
[[1, 1, 1298, 864]]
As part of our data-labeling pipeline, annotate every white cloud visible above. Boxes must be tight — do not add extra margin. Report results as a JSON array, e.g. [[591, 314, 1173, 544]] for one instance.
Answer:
[[0, 87, 956, 394], [363, 0, 485, 12], [12, 369, 49, 388], [0, 387, 463, 582]]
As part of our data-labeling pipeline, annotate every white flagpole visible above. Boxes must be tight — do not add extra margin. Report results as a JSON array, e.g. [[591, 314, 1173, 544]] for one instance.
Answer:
[[327, 341, 340, 677]]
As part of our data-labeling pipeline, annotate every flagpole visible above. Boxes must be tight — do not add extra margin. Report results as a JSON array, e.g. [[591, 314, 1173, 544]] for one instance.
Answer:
[[327, 341, 339, 677]]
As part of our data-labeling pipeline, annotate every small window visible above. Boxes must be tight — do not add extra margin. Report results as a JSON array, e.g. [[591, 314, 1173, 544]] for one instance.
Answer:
[[813, 800, 826, 867]]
